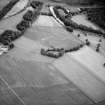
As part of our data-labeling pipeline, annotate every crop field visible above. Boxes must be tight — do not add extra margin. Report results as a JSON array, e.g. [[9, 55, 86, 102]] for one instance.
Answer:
[[0, 0, 105, 105]]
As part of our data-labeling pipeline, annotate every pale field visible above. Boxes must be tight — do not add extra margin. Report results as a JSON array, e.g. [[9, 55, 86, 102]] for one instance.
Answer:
[[53, 52, 105, 103], [69, 46, 105, 83]]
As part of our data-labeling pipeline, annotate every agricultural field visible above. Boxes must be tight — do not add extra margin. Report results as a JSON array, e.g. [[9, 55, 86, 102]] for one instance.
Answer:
[[0, 0, 105, 105]]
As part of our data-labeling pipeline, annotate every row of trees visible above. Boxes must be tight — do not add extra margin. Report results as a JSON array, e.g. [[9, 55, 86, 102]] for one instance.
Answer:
[[0, 1, 43, 47], [0, 0, 19, 20], [53, 6, 105, 37], [41, 43, 84, 58], [0, 30, 21, 45], [16, 1, 43, 33]]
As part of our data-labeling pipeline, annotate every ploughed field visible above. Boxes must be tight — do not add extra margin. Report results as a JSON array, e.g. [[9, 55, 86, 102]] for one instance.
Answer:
[[0, 0, 105, 105]]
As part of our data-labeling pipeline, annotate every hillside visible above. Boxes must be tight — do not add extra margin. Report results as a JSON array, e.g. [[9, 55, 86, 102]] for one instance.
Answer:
[[0, 0, 105, 105]]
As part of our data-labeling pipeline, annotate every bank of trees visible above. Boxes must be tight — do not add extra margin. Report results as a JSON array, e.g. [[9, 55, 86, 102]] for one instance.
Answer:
[[53, 6, 105, 37], [0, 1, 43, 51]]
